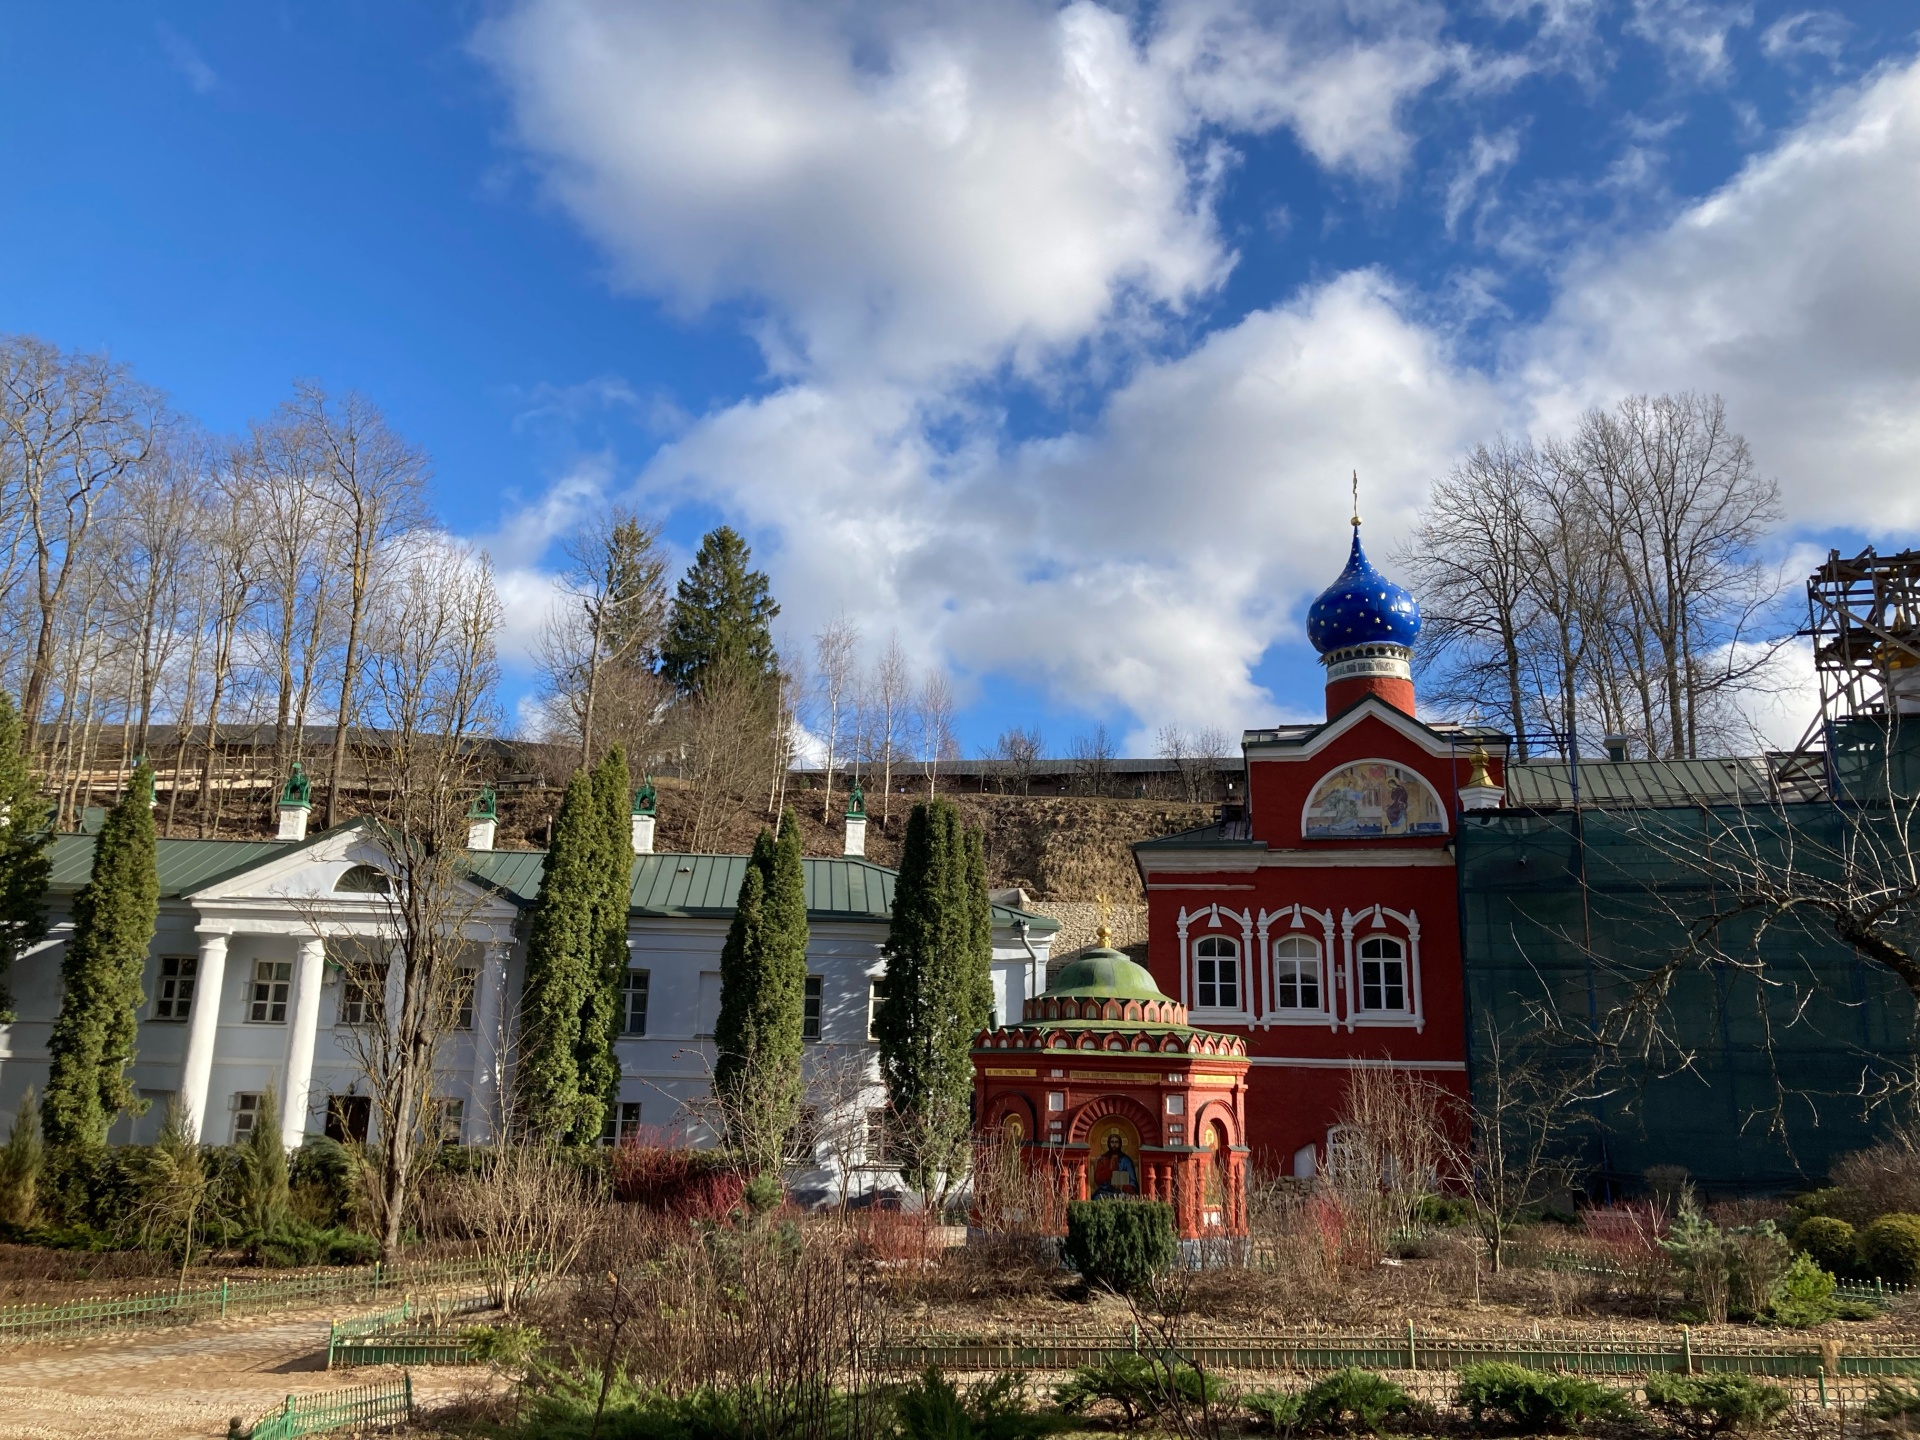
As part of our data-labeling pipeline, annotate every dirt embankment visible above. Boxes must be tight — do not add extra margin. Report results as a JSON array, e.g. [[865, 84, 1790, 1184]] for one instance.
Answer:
[[495, 785, 1212, 907]]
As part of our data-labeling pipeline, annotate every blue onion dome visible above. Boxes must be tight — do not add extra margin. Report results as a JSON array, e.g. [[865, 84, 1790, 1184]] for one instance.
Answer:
[[1306, 525, 1422, 655]]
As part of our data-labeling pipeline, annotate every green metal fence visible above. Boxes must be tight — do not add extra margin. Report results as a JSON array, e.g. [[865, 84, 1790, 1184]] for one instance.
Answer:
[[239, 1374, 412, 1440], [883, 1325, 1920, 1380], [325, 1292, 498, 1369], [0, 1253, 539, 1346], [1517, 1241, 1912, 1304]]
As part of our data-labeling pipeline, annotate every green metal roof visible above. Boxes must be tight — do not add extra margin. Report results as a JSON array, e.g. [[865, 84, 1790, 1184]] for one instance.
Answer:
[[1505, 757, 1792, 810], [47, 834, 293, 897], [447, 848, 1062, 931], [1133, 822, 1261, 851], [43, 830, 1058, 932], [1046, 948, 1173, 1001]]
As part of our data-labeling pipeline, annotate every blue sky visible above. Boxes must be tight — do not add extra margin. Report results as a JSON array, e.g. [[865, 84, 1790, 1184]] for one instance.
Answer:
[[4, 2, 1918, 754]]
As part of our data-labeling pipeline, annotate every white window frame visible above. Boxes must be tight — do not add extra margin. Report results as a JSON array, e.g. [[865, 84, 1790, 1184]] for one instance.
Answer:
[[1339, 905, 1424, 1031], [802, 975, 823, 1042], [152, 955, 197, 1022], [1175, 905, 1253, 1019], [621, 968, 650, 1037], [336, 961, 387, 1028], [248, 961, 292, 1024], [1192, 934, 1241, 1012], [232, 1091, 264, 1143], [1254, 906, 1337, 1027]]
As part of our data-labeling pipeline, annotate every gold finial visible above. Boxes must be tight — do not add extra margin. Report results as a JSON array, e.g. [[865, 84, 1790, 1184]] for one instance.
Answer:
[[1351, 470, 1361, 527], [1465, 740, 1495, 790], [1095, 892, 1114, 949]]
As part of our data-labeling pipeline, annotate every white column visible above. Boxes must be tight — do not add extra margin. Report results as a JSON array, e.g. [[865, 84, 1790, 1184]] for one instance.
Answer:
[[468, 941, 509, 1142], [178, 928, 230, 1143], [281, 936, 326, 1149]]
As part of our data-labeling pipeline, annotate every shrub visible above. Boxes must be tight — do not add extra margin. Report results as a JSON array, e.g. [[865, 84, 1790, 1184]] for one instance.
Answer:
[[896, 1366, 1066, 1440], [39, 1143, 137, 1232], [1455, 1362, 1631, 1432], [1791, 1216, 1857, 1276], [1244, 1389, 1307, 1434], [1768, 1253, 1841, 1327], [1867, 1382, 1920, 1422], [1300, 1369, 1416, 1433], [612, 1144, 748, 1220], [0, 1088, 43, 1227], [1055, 1354, 1221, 1429], [1063, 1200, 1176, 1295], [289, 1136, 360, 1229], [1642, 1373, 1788, 1436], [1861, 1214, 1920, 1283], [1413, 1195, 1475, 1227]]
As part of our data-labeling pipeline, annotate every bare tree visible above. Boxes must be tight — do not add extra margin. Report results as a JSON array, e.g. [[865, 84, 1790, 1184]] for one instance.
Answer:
[[539, 508, 669, 767], [292, 384, 429, 827], [813, 619, 859, 822], [916, 666, 958, 798], [867, 633, 911, 829], [0, 335, 162, 747], [1069, 724, 1117, 796], [991, 726, 1044, 795], [1326, 1064, 1463, 1263], [1465, 1018, 1594, 1272], [328, 538, 501, 1257]]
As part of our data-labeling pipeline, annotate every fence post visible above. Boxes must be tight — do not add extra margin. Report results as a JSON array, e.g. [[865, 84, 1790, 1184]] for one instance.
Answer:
[[1819, 1373, 1828, 1408], [374, 1260, 383, 1296], [221, 1279, 228, 1321], [1682, 1327, 1694, 1376], [1408, 1321, 1417, 1371]]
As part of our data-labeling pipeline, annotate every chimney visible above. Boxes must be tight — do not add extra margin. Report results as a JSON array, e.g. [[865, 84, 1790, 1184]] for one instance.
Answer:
[[276, 762, 312, 842], [1604, 734, 1630, 764], [631, 775, 657, 855], [843, 783, 867, 858], [466, 784, 497, 851]]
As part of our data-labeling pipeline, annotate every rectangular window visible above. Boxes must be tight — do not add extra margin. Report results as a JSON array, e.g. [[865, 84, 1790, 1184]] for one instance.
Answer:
[[802, 975, 823, 1042], [865, 1107, 898, 1164], [786, 1105, 821, 1164], [249, 961, 293, 1024], [447, 966, 476, 1031], [232, 1092, 264, 1143], [1272, 938, 1322, 1011], [153, 956, 197, 1021], [431, 1097, 465, 1145], [867, 978, 889, 1041], [337, 964, 387, 1027], [621, 969, 650, 1036], [1194, 938, 1238, 1010], [601, 1101, 643, 1146], [1357, 938, 1407, 1012]]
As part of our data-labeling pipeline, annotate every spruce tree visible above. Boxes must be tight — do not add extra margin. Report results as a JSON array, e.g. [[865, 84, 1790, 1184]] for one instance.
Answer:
[[874, 798, 993, 1202], [43, 762, 160, 1150], [574, 746, 633, 1141], [0, 692, 52, 1023], [659, 526, 781, 696], [515, 767, 600, 1139], [712, 808, 809, 1171]]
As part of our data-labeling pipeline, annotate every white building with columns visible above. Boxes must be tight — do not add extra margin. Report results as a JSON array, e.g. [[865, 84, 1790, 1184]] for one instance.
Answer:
[[0, 789, 1057, 1196]]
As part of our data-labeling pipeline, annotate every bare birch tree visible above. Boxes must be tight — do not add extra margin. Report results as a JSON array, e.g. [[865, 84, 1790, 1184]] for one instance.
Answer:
[[867, 633, 911, 830], [813, 619, 859, 821]]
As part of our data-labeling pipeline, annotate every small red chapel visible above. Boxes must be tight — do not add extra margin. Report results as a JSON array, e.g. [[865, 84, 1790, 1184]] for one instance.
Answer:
[[971, 933, 1253, 1239]]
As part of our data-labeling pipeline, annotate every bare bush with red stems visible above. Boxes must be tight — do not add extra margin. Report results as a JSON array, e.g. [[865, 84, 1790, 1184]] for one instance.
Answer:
[[611, 1126, 750, 1220]]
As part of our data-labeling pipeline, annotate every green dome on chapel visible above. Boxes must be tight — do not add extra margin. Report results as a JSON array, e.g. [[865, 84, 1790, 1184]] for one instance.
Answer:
[[1047, 947, 1172, 1003]]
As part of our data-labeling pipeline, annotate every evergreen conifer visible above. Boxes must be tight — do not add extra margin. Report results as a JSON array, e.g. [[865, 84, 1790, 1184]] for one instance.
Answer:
[[874, 798, 993, 1201], [712, 808, 809, 1170], [0, 692, 51, 1023], [515, 767, 601, 1139], [659, 526, 781, 695], [42, 763, 159, 1149], [574, 746, 633, 1140]]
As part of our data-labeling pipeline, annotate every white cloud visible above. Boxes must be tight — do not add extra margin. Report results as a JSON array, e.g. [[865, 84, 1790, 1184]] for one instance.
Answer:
[[156, 23, 217, 95], [1760, 11, 1849, 64], [1624, 0, 1753, 85], [1518, 56, 1920, 529]]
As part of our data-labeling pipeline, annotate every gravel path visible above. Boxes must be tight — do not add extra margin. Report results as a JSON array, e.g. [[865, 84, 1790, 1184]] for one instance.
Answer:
[[0, 1304, 490, 1439]]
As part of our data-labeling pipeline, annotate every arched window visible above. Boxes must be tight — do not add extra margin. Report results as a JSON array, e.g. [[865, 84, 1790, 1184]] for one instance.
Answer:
[[1271, 935, 1322, 1010], [334, 864, 391, 895], [1356, 935, 1407, 1011], [1193, 935, 1239, 1010]]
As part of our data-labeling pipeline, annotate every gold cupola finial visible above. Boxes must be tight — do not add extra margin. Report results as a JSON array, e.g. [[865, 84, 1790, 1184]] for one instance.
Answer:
[[1095, 891, 1114, 949], [1465, 740, 1495, 790], [1351, 470, 1361, 527]]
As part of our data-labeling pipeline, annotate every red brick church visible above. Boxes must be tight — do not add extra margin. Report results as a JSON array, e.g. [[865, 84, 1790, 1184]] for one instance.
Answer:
[[1131, 513, 1506, 1176]]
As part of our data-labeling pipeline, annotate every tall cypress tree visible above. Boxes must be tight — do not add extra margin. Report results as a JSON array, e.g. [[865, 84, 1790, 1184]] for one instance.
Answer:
[[874, 798, 993, 1201], [0, 692, 51, 1023], [574, 746, 633, 1141], [516, 768, 600, 1140], [712, 808, 809, 1171], [659, 526, 781, 696], [43, 762, 159, 1149]]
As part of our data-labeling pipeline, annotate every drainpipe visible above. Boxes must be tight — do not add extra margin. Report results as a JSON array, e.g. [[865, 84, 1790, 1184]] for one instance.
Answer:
[[1016, 918, 1043, 1006]]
